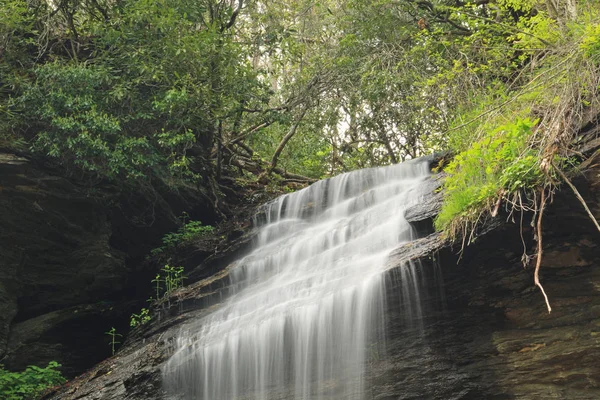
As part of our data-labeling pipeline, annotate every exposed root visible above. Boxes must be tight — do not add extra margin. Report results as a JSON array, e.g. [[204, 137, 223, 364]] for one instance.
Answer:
[[552, 161, 600, 233], [518, 193, 529, 268], [457, 219, 468, 263], [467, 209, 485, 246], [534, 188, 552, 313], [490, 191, 503, 217]]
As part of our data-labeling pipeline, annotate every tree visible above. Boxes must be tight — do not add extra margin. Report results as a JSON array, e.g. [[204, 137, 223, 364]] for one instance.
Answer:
[[1, 0, 599, 205]]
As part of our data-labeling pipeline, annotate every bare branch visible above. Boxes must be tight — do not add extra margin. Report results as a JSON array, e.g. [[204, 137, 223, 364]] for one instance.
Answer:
[[230, 121, 274, 145]]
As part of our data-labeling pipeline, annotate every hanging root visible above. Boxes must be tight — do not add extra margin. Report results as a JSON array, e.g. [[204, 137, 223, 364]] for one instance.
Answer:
[[534, 188, 552, 313], [518, 193, 530, 268], [552, 161, 600, 233]]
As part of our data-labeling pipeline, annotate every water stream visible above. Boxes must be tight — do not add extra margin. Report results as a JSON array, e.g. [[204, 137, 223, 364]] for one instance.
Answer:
[[163, 159, 432, 399]]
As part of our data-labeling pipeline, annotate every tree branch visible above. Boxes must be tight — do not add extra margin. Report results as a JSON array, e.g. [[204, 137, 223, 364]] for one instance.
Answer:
[[229, 121, 274, 145], [222, 0, 243, 31], [268, 108, 308, 174]]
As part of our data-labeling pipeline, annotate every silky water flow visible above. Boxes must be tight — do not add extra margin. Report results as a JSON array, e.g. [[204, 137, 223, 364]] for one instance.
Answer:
[[163, 159, 433, 400]]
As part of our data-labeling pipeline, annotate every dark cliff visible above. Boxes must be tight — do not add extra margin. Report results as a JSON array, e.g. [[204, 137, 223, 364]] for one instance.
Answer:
[[0, 153, 216, 377]]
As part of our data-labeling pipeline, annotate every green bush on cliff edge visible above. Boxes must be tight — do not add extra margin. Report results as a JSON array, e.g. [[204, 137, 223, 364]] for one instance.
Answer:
[[435, 118, 544, 231], [0, 361, 66, 400], [434, 5, 600, 238]]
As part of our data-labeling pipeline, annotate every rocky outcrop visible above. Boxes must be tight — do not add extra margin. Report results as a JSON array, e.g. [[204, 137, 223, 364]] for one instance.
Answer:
[[0, 153, 215, 377], [375, 186, 600, 399], [42, 154, 600, 399]]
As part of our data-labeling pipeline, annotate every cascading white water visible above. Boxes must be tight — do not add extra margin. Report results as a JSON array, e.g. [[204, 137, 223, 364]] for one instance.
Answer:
[[163, 159, 432, 400]]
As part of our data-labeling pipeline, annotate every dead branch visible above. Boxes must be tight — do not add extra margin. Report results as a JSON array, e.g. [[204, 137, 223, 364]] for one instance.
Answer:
[[227, 145, 316, 183], [490, 190, 504, 217]]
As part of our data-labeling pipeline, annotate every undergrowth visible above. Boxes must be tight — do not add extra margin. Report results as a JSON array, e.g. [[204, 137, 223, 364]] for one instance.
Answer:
[[435, 118, 545, 231], [0, 361, 66, 400], [151, 213, 215, 258], [129, 264, 185, 329], [436, 6, 600, 236]]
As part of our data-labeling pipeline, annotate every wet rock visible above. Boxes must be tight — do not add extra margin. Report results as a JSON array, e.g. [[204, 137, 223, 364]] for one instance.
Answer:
[[45, 164, 600, 400], [0, 153, 212, 377], [404, 174, 444, 236], [404, 175, 444, 223]]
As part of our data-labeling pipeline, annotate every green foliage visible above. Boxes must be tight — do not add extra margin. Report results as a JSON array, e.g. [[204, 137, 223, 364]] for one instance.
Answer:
[[435, 118, 544, 230], [23, 63, 158, 180], [0, 361, 66, 400], [151, 214, 215, 257], [1, 0, 599, 208], [581, 23, 600, 62], [431, 1, 600, 233], [130, 308, 151, 328], [1, 0, 268, 186], [105, 327, 122, 356]]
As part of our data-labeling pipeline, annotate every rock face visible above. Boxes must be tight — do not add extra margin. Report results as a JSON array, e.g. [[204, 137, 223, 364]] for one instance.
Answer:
[[0, 153, 214, 377], [42, 157, 600, 400], [376, 210, 600, 399]]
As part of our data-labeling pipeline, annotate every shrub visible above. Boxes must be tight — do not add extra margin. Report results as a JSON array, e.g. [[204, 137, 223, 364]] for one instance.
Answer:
[[0, 361, 66, 400], [151, 214, 215, 257], [581, 23, 600, 63]]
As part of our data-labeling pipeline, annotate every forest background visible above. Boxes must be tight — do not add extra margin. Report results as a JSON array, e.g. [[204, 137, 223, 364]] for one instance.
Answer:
[[2, 0, 600, 230]]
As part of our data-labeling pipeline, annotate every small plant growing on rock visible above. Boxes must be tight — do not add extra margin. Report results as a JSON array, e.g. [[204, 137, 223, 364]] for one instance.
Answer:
[[131, 264, 185, 328], [152, 273, 163, 300], [150, 213, 215, 259], [149, 265, 185, 301], [162, 264, 185, 295], [130, 308, 151, 328], [105, 327, 122, 356]]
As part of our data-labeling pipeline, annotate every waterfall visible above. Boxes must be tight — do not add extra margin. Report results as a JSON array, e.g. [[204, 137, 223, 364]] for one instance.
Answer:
[[163, 159, 432, 400]]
